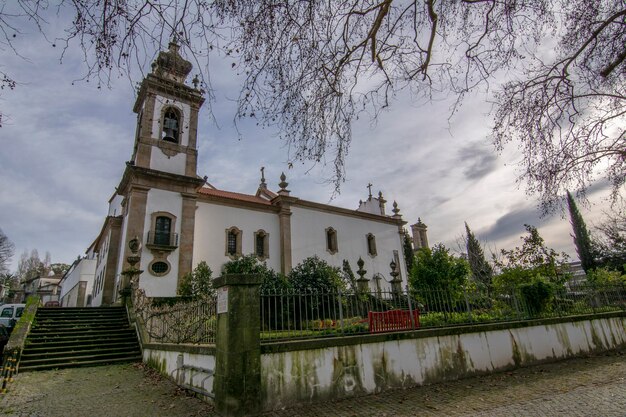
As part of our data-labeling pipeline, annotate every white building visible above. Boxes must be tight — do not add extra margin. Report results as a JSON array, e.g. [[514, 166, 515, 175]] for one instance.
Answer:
[[59, 255, 97, 307], [87, 42, 428, 305]]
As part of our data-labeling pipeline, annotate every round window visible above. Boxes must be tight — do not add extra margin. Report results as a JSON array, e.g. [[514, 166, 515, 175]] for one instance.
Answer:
[[151, 261, 169, 275]]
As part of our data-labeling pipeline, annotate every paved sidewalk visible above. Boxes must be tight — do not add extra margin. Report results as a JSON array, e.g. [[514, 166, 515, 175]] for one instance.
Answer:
[[1, 352, 625, 416]]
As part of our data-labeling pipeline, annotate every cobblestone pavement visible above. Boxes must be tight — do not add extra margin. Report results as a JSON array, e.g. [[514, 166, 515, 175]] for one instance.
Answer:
[[1, 352, 625, 417]]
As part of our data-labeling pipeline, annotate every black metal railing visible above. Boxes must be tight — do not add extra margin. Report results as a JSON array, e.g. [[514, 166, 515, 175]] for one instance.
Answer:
[[146, 231, 179, 247]]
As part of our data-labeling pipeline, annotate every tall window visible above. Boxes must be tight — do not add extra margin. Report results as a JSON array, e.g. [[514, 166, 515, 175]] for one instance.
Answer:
[[228, 230, 237, 255], [367, 233, 377, 257], [254, 230, 269, 260], [225, 227, 242, 258], [162, 109, 180, 143], [154, 216, 172, 245], [326, 227, 338, 254]]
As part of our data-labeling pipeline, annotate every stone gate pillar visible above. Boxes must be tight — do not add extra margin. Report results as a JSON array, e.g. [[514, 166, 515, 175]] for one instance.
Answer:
[[213, 274, 262, 416]]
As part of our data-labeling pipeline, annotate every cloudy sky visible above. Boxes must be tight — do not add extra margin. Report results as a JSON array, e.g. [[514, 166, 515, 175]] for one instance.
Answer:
[[0, 9, 614, 272]]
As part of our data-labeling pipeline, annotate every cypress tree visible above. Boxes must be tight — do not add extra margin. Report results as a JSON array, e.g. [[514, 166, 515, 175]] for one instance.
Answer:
[[566, 190, 596, 272], [403, 231, 415, 273], [465, 222, 493, 291]]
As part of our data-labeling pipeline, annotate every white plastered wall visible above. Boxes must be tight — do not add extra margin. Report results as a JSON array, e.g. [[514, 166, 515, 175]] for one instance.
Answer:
[[149, 96, 191, 176], [193, 202, 281, 275], [138, 188, 183, 297], [290, 206, 407, 288]]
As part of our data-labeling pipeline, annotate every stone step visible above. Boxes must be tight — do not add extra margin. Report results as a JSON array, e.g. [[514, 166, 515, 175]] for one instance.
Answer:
[[21, 345, 140, 361], [19, 355, 143, 372], [24, 335, 137, 350], [27, 329, 137, 342], [30, 321, 130, 331]]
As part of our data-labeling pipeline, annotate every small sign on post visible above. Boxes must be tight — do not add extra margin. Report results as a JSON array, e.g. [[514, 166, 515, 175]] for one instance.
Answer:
[[217, 286, 229, 314]]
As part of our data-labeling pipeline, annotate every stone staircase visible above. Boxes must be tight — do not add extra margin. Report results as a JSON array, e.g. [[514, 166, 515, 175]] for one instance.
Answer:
[[19, 307, 142, 372]]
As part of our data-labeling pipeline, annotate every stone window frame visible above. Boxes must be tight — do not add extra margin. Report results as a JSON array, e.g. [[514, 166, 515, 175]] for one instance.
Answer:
[[149, 211, 177, 247], [254, 229, 270, 261], [326, 227, 338, 255], [225, 226, 243, 259], [148, 258, 171, 277], [160, 105, 183, 144], [366, 233, 377, 257]]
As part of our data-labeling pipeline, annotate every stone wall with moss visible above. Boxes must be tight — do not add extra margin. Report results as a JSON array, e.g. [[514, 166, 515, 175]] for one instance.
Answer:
[[260, 313, 626, 410]]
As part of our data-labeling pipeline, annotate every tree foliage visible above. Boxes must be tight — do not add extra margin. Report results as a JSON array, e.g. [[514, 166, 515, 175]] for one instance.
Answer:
[[2, 1, 623, 204], [593, 201, 626, 273], [403, 232, 415, 274], [0, 228, 14, 275], [222, 254, 289, 293], [464, 222, 493, 291], [409, 244, 469, 302], [566, 191, 596, 272], [178, 261, 214, 298], [289, 256, 344, 293], [493, 224, 569, 290]]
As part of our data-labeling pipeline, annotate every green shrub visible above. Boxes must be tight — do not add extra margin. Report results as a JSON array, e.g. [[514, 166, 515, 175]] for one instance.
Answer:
[[519, 278, 554, 315]]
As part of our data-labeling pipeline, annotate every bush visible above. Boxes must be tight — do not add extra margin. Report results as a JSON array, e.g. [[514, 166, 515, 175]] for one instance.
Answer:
[[178, 261, 214, 298], [289, 256, 344, 293], [519, 278, 554, 315]]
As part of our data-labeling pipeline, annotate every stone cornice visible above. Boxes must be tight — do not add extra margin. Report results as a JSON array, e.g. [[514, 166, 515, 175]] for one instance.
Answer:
[[197, 192, 281, 214], [291, 199, 407, 226], [117, 164, 204, 196], [133, 74, 204, 113]]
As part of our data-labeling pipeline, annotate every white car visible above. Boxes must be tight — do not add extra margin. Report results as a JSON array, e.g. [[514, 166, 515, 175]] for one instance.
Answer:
[[0, 304, 25, 329]]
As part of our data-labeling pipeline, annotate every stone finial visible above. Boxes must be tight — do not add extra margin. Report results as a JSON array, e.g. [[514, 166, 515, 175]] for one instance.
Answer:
[[192, 74, 200, 89], [389, 259, 400, 281], [152, 39, 193, 82], [392, 200, 401, 218], [259, 166, 267, 188], [357, 257, 367, 278], [278, 172, 290, 195]]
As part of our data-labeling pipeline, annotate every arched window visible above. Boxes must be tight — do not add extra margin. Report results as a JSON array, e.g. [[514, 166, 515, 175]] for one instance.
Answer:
[[326, 227, 338, 254], [366, 233, 377, 257], [225, 227, 242, 258], [254, 230, 269, 260], [162, 108, 180, 143], [154, 216, 172, 245]]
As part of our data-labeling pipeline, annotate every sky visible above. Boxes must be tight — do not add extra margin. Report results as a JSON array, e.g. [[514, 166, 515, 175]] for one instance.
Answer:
[[0, 9, 616, 273]]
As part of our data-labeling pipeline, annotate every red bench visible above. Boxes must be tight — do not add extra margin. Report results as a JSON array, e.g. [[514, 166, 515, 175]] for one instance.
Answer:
[[368, 309, 420, 333]]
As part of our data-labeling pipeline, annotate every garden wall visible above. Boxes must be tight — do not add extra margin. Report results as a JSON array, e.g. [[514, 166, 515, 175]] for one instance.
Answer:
[[142, 343, 216, 400], [260, 312, 626, 410]]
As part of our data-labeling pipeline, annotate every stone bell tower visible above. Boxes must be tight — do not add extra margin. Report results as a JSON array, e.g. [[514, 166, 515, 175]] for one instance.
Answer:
[[116, 41, 205, 298], [131, 40, 205, 176]]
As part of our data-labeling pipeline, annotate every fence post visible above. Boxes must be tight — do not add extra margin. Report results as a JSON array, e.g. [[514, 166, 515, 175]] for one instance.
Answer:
[[213, 274, 262, 417], [463, 287, 473, 322], [406, 285, 416, 330], [337, 288, 344, 333]]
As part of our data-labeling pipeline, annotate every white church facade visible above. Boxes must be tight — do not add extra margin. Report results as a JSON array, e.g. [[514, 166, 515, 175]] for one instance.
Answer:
[[86, 42, 428, 306]]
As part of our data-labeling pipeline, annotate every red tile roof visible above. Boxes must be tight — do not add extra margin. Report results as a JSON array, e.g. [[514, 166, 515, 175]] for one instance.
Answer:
[[197, 187, 272, 205]]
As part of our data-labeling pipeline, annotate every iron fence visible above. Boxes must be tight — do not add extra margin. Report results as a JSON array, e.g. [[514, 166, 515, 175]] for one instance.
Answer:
[[132, 288, 217, 345], [260, 283, 626, 342]]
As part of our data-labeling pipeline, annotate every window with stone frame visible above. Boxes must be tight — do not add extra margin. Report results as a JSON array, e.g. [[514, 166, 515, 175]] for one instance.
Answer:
[[254, 230, 269, 260], [225, 227, 242, 258], [366, 233, 377, 257], [326, 227, 338, 254]]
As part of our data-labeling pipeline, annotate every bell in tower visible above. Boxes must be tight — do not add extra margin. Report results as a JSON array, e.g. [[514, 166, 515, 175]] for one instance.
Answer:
[[162, 110, 180, 143]]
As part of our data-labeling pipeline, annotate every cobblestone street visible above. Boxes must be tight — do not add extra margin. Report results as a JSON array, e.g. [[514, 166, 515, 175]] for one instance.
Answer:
[[1, 351, 624, 417]]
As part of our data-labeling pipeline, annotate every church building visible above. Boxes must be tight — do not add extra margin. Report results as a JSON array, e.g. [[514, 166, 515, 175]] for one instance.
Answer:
[[87, 42, 428, 306]]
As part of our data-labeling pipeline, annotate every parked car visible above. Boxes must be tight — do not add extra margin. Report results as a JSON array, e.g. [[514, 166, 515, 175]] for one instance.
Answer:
[[44, 301, 59, 308], [0, 304, 26, 331]]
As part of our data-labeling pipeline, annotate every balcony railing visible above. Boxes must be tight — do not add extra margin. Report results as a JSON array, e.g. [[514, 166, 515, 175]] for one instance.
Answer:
[[146, 231, 179, 248]]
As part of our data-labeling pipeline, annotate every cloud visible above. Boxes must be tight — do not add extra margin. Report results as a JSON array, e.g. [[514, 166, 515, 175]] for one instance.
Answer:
[[479, 204, 550, 243], [457, 144, 498, 180]]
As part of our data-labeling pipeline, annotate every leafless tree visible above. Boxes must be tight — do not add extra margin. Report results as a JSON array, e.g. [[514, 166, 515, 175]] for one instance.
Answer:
[[1, 1, 624, 206], [0, 228, 14, 274]]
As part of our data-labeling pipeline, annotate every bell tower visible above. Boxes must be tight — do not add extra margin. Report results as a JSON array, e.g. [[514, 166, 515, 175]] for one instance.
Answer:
[[115, 41, 205, 299], [131, 41, 204, 177]]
